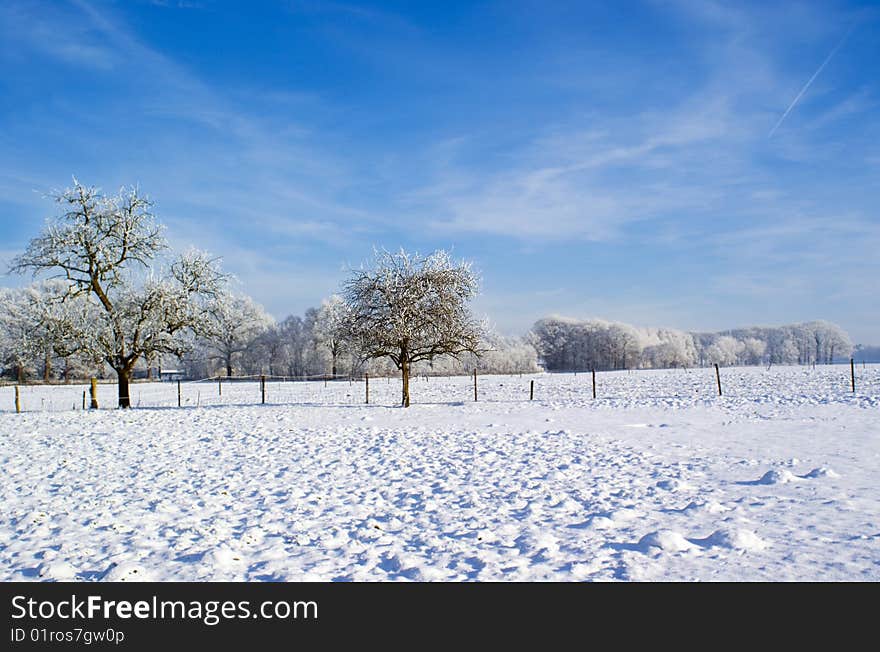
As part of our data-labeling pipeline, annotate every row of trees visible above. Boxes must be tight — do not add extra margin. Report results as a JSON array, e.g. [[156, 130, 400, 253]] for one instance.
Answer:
[[530, 316, 854, 372], [178, 293, 541, 385], [1, 181, 536, 406], [0, 178, 859, 406], [0, 279, 541, 386]]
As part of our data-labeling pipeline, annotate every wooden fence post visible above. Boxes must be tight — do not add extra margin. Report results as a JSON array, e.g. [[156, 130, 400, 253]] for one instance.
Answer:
[[15, 385, 20, 413], [177, 380, 181, 407], [851, 358, 855, 393], [365, 373, 370, 404], [261, 375, 266, 404], [90, 378, 99, 409], [473, 369, 478, 402], [219, 376, 222, 397], [591, 368, 596, 399], [82, 391, 86, 411], [715, 364, 722, 396], [529, 380, 534, 401]]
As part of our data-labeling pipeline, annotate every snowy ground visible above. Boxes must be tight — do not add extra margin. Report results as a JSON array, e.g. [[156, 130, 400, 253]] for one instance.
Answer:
[[1, 364, 878, 581]]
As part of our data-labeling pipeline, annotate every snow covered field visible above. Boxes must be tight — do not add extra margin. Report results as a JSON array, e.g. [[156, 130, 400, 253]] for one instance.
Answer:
[[1, 364, 878, 581]]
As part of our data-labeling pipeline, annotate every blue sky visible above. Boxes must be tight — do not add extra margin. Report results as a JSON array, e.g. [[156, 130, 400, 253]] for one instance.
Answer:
[[1, 0, 878, 343]]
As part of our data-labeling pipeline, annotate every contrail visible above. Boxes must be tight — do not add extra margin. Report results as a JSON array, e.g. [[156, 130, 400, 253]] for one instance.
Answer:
[[768, 24, 855, 138]]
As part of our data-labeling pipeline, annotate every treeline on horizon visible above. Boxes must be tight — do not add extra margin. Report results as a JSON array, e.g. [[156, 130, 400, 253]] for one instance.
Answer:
[[530, 316, 856, 372], [0, 281, 867, 382]]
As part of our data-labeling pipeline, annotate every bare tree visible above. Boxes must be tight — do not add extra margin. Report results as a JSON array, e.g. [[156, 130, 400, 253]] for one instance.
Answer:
[[202, 292, 274, 377], [278, 315, 306, 376], [314, 294, 349, 378], [10, 179, 225, 407], [342, 249, 484, 407]]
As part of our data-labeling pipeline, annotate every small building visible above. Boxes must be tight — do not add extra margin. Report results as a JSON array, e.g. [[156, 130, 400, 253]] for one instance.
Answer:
[[158, 368, 186, 382]]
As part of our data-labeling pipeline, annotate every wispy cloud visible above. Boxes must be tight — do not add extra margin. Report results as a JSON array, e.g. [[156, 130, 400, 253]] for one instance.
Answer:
[[6, 0, 385, 233], [409, 94, 754, 241], [147, 0, 206, 8], [0, 2, 116, 69]]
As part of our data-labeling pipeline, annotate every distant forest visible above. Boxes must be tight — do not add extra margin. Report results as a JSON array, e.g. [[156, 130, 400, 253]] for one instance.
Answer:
[[530, 317, 855, 372], [853, 345, 880, 363]]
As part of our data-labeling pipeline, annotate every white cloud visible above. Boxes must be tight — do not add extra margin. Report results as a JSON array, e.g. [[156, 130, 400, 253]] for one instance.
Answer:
[[0, 2, 116, 69]]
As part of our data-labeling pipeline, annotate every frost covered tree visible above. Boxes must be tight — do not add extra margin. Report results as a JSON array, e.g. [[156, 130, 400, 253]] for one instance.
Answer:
[[13, 286, 59, 381], [277, 315, 308, 376], [801, 321, 852, 364], [607, 323, 641, 369], [233, 322, 292, 377], [342, 249, 484, 407], [704, 336, 742, 366], [314, 294, 349, 378], [532, 314, 852, 370], [202, 292, 274, 377], [739, 337, 767, 365], [0, 288, 33, 381], [477, 332, 541, 374], [638, 328, 697, 368], [531, 317, 647, 371], [407, 329, 540, 376], [530, 317, 574, 370], [10, 180, 225, 407], [0, 282, 94, 381], [22, 281, 96, 381]]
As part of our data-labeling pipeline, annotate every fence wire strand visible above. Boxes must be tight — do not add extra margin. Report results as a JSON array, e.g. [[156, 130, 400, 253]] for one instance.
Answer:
[[1, 365, 878, 414]]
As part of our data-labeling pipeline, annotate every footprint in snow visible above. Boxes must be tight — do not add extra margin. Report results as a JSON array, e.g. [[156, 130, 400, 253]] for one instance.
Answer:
[[656, 478, 694, 492]]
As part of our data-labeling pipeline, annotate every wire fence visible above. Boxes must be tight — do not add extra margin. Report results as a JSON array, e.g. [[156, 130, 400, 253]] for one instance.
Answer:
[[1, 363, 878, 414]]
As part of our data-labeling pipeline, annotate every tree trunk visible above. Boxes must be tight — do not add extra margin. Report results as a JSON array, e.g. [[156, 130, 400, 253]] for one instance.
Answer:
[[44, 352, 52, 382], [401, 360, 410, 408], [332, 353, 337, 379], [226, 357, 233, 377], [116, 368, 132, 409]]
